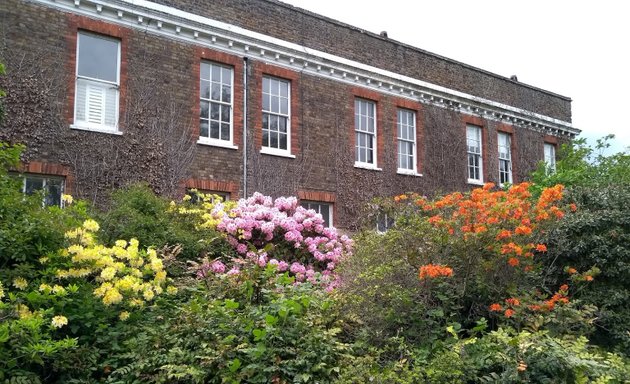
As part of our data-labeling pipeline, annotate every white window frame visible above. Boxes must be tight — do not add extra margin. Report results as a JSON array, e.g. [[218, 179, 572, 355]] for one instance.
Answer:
[[498, 132, 513, 185], [21, 174, 65, 207], [397, 108, 418, 175], [72, 31, 121, 134], [198, 61, 237, 149], [300, 201, 333, 228], [354, 98, 379, 169], [544, 143, 556, 174], [466, 124, 483, 184], [261, 76, 293, 157]]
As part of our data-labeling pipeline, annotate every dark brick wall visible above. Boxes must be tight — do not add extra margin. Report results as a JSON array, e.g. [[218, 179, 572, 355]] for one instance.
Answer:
[[150, 0, 572, 122], [0, 0, 569, 227]]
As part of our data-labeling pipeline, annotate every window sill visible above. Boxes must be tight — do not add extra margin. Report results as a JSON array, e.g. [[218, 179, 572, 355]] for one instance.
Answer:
[[197, 139, 238, 150], [397, 169, 423, 177], [467, 179, 485, 186], [70, 124, 122, 135], [260, 148, 296, 158], [354, 162, 382, 171]]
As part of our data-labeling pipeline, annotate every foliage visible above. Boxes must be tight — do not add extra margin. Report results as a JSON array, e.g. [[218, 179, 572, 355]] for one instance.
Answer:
[[530, 135, 630, 191], [340, 183, 579, 348], [531, 136, 630, 351], [97, 184, 227, 263], [105, 268, 346, 383]]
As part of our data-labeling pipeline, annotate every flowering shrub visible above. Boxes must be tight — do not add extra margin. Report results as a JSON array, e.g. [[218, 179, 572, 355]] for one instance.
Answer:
[[198, 192, 353, 289], [52, 219, 177, 313]]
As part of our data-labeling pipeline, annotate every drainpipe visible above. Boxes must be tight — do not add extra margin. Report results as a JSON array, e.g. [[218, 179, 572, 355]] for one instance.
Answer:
[[243, 56, 248, 197]]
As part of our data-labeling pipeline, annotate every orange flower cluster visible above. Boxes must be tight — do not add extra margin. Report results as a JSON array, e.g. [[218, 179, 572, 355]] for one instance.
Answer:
[[418, 264, 453, 280], [416, 182, 568, 270]]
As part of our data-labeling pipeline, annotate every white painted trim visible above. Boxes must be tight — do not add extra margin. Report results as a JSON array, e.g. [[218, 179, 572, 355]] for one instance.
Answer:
[[34, 0, 578, 137], [196, 139, 238, 150], [260, 148, 296, 158], [397, 169, 423, 177], [70, 124, 123, 135], [354, 162, 382, 171]]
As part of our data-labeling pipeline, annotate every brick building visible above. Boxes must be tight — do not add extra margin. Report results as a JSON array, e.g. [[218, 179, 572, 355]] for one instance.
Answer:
[[0, 0, 578, 229]]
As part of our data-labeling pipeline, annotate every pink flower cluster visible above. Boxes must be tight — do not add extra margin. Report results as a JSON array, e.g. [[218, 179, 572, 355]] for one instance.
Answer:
[[214, 192, 353, 287]]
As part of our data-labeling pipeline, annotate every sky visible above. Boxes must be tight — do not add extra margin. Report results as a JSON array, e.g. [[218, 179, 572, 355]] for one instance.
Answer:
[[281, 0, 630, 154]]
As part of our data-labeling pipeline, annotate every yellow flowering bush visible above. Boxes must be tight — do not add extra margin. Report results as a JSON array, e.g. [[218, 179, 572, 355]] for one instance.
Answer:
[[170, 189, 236, 231], [54, 219, 177, 310]]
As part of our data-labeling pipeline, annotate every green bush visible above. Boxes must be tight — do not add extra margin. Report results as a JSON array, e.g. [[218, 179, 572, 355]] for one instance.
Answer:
[[97, 183, 228, 264], [105, 266, 346, 383]]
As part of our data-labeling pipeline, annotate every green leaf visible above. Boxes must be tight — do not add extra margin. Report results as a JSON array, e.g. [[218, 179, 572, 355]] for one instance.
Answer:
[[265, 314, 278, 326], [228, 358, 241, 372]]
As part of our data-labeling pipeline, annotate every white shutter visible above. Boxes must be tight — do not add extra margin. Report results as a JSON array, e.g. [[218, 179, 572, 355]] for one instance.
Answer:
[[74, 78, 118, 130], [86, 84, 105, 125]]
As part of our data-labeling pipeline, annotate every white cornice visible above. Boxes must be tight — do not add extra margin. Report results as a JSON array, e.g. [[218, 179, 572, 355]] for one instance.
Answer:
[[33, 0, 579, 137]]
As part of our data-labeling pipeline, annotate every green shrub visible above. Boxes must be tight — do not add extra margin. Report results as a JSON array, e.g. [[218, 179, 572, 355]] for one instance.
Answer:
[[106, 266, 346, 383], [97, 183, 227, 264]]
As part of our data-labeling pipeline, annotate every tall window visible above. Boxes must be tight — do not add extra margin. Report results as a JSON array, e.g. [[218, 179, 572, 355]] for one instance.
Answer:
[[200, 62, 233, 145], [21, 175, 65, 207], [544, 143, 556, 173], [262, 76, 290, 153], [74, 31, 120, 132], [466, 124, 483, 183], [300, 201, 333, 227], [498, 132, 513, 185], [397, 109, 416, 173], [355, 99, 377, 166]]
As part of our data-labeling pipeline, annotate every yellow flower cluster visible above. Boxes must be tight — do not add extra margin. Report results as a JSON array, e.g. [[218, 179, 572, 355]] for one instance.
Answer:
[[51, 315, 68, 328], [55, 219, 177, 311], [0, 280, 4, 300], [13, 277, 28, 290], [170, 190, 235, 231]]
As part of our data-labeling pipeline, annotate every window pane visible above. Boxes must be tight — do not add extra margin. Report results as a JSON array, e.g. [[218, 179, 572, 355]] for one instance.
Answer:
[[279, 117, 287, 133], [222, 85, 231, 102], [200, 80, 210, 99], [210, 103, 219, 120], [211, 65, 221, 82], [200, 102, 209, 119], [279, 132, 287, 150], [221, 123, 230, 141], [221, 105, 230, 123], [211, 83, 221, 101], [25, 177, 44, 195], [222, 67, 232, 85], [77, 33, 119, 82], [210, 121, 220, 139], [200, 121, 209, 137]]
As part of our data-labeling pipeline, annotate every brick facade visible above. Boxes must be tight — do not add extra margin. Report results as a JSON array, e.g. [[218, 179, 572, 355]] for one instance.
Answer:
[[0, 0, 575, 229]]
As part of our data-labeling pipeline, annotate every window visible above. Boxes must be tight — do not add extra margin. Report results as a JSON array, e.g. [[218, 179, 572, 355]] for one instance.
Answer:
[[186, 189, 230, 204], [466, 125, 483, 183], [262, 76, 290, 154], [355, 99, 377, 166], [544, 143, 556, 173], [397, 108, 416, 173], [200, 62, 234, 145], [300, 201, 332, 227], [21, 175, 65, 207], [498, 132, 512, 185], [73, 31, 121, 132], [376, 212, 395, 233]]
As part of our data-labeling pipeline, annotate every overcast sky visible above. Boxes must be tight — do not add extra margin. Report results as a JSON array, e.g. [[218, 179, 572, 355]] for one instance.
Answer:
[[281, 0, 630, 154]]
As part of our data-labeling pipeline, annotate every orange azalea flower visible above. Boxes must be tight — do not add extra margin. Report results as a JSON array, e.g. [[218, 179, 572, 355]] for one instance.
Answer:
[[567, 267, 577, 275], [504, 309, 516, 318], [508, 257, 520, 266], [428, 215, 442, 225], [535, 244, 547, 252], [497, 230, 512, 240], [524, 265, 533, 272], [505, 298, 520, 306], [559, 284, 569, 292], [418, 264, 453, 280], [529, 304, 542, 311], [569, 203, 577, 212], [585, 275, 594, 281], [489, 303, 503, 312], [515, 225, 532, 236]]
